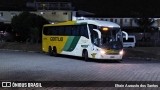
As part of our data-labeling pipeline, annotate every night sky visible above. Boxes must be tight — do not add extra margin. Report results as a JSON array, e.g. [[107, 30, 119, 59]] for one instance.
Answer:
[[0, 0, 160, 17], [70, 0, 160, 17]]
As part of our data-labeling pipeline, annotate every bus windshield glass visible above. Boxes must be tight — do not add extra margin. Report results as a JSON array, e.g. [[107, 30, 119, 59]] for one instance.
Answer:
[[100, 27, 123, 50]]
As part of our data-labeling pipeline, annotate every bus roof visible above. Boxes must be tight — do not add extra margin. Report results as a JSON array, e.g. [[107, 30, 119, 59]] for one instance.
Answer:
[[77, 20, 120, 28], [44, 20, 120, 28], [44, 21, 76, 27]]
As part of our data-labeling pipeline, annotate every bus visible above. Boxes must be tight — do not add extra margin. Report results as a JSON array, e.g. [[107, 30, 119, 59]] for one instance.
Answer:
[[42, 20, 128, 61]]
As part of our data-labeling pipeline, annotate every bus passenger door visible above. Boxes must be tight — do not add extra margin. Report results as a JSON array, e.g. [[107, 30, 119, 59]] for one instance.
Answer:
[[89, 29, 101, 58], [91, 29, 101, 46]]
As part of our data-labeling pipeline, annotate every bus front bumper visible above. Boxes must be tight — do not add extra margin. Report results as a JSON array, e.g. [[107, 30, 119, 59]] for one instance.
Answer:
[[99, 54, 123, 60]]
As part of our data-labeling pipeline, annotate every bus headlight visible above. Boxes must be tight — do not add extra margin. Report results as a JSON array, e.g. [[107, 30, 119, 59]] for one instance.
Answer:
[[119, 50, 124, 55], [100, 50, 106, 54]]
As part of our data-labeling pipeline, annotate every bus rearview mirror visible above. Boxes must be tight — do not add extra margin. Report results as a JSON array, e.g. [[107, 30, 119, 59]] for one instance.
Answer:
[[122, 31, 128, 40]]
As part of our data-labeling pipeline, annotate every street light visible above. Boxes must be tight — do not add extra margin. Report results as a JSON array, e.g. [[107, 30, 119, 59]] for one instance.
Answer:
[[40, 12, 44, 15]]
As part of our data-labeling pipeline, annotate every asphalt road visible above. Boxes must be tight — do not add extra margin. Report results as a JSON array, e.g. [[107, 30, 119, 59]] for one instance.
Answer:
[[0, 50, 160, 81], [0, 50, 160, 90]]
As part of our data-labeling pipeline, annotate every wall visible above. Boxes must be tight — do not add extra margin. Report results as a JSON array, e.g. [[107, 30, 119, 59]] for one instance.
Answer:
[[0, 11, 21, 23], [0, 10, 72, 24]]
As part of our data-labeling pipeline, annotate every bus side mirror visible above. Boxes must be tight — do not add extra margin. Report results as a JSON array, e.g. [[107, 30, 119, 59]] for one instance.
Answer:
[[122, 31, 128, 40], [93, 29, 101, 38]]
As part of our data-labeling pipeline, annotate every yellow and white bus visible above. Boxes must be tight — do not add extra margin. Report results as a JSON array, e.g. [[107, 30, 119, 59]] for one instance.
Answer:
[[42, 20, 128, 61]]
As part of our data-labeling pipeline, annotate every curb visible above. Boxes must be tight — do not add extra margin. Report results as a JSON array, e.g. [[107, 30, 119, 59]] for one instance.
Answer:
[[0, 49, 42, 53], [124, 57, 159, 61]]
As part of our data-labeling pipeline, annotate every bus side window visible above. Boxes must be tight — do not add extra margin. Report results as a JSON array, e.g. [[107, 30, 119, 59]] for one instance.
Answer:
[[65, 26, 72, 36], [50, 27, 58, 35], [88, 24, 99, 45], [43, 27, 49, 35], [48, 27, 53, 35], [91, 30, 99, 46], [70, 26, 75, 36], [59, 27, 65, 36], [72, 25, 79, 36], [79, 24, 88, 38], [88, 24, 98, 31]]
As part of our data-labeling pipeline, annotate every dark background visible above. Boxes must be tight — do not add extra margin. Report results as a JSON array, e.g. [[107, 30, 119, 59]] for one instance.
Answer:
[[71, 0, 160, 17], [0, 0, 160, 17]]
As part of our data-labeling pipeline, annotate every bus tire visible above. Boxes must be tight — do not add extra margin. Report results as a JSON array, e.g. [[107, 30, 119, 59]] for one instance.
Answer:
[[53, 47, 58, 57], [48, 46, 53, 56], [82, 50, 89, 61]]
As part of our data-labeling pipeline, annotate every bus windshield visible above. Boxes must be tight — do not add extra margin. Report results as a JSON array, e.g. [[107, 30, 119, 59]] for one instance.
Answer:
[[100, 27, 123, 50]]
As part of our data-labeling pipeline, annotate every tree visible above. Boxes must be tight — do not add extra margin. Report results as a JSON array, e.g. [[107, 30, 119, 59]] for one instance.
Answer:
[[135, 18, 155, 41], [11, 11, 49, 42]]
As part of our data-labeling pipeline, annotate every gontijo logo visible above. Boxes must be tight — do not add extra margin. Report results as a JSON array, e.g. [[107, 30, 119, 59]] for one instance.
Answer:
[[50, 37, 63, 41]]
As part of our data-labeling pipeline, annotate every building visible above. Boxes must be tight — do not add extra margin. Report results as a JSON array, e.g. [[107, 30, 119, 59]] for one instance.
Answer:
[[0, 1, 75, 24], [0, 1, 76, 42]]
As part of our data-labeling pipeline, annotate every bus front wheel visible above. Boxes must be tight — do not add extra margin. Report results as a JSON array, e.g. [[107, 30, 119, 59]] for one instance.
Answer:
[[82, 50, 89, 61]]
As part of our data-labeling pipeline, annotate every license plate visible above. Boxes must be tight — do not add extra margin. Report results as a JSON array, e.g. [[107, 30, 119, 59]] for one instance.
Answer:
[[110, 56, 115, 58]]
